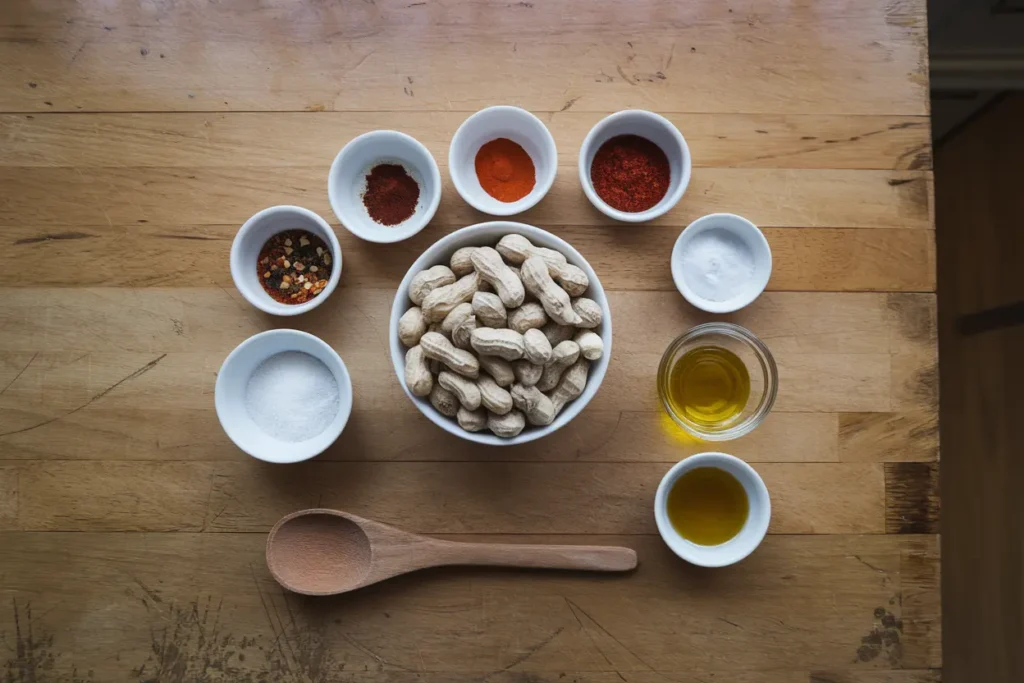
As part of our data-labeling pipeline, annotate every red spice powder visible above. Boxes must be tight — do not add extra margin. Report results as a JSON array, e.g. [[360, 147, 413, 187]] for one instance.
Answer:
[[590, 134, 671, 213], [475, 138, 536, 203], [362, 163, 420, 226]]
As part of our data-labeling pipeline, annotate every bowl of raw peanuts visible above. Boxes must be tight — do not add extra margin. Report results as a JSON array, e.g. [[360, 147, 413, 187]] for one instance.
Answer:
[[388, 221, 612, 445]]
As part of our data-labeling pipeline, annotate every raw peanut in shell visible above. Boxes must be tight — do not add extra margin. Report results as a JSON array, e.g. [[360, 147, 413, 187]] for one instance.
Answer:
[[571, 297, 603, 329], [496, 234, 589, 295], [536, 340, 580, 392], [470, 247, 526, 308], [438, 370, 482, 411], [478, 355, 515, 387], [427, 322, 444, 335], [488, 409, 526, 438], [398, 306, 428, 347], [420, 331, 480, 378], [441, 302, 474, 335], [512, 359, 544, 387], [550, 358, 590, 415], [429, 384, 459, 417], [472, 291, 507, 328], [422, 272, 482, 323], [478, 374, 514, 415], [457, 406, 487, 432], [523, 328, 553, 365], [511, 383, 556, 426], [496, 234, 567, 268], [556, 264, 590, 297], [450, 247, 478, 276], [404, 345, 433, 397], [574, 329, 604, 361], [520, 257, 582, 326], [508, 302, 548, 333], [451, 314, 477, 350], [470, 328, 526, 361], [541, 321, 574, 346], [409, 265, 456, 305]]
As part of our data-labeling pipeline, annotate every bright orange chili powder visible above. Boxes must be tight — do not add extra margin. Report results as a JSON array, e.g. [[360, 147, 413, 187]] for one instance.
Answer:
[[474, 138, 535, 203]]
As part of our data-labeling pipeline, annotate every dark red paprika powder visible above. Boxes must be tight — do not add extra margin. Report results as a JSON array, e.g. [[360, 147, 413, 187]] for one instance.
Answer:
[[590, 134, 671, 213], [362, 163, 420, 226]]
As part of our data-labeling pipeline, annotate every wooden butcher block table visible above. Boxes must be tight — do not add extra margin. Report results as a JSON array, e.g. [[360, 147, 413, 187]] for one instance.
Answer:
[[0, 1, 938, 680]]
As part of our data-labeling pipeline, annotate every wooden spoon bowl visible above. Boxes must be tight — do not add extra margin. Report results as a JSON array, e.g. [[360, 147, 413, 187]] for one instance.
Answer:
[[267, 508, 637, 596]]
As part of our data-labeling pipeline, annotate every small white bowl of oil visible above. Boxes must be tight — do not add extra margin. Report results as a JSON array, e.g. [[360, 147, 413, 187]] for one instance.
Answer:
[[655, 452, 770, 567]]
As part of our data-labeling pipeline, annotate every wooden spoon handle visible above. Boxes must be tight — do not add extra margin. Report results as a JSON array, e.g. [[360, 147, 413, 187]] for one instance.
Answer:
[[429, 541, 637, 572]]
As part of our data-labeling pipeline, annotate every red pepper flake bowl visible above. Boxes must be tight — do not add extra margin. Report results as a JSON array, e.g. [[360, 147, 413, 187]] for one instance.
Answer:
[[328, 130, 442, 244], [578, 110, 691, 223], [230, 205, 343, 316]]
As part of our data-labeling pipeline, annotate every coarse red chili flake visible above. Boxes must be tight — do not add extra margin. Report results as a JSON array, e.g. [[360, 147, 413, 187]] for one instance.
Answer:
[[257, 230, 333, 304], [590, 134, 671, 213]]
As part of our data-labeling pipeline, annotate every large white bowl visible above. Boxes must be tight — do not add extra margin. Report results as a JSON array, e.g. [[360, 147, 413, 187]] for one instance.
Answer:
[[389, 222, 612, 446]]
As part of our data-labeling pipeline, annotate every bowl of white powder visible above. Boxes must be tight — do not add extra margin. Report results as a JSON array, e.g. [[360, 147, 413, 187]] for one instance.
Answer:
[[671, 213, 772, 314], [215, 329, 353, 463]]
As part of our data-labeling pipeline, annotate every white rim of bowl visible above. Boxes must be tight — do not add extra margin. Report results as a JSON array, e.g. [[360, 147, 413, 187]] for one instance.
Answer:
[[388, 221, 612, 446], [448, 106, 558, 216], [214, 328, 353, 464], [671, 212, 772, 314], [578, 110, 692, 223], [654, 452, 771, 567], [229, 205, 343, 316], [328, 130, 442, 244]]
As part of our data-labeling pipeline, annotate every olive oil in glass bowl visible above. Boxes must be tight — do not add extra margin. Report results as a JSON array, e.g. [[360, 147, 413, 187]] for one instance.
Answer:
[[657, 322, 777, 441]]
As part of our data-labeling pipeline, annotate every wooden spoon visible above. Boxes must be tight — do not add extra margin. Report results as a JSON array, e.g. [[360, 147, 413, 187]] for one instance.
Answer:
[[266, 508, 638, 596]]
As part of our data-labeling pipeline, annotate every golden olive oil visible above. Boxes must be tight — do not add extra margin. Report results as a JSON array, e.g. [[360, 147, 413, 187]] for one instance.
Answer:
[[665, 346, 750, 428], [667, 467, 749, 545]]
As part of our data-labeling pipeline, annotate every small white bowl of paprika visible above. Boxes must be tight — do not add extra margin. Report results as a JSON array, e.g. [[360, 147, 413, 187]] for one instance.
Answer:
[[449, 106, 557, 217], [579, 110, 691, 223], [328, 130, 442, 244]]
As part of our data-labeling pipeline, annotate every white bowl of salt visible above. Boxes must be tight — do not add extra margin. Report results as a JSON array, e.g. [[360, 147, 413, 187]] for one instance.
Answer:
[[671, 213, 772, 314], [215, 329, 353, 463]]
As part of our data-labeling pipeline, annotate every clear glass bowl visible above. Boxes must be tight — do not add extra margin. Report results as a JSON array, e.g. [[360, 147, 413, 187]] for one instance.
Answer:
[[657, 322, 778, 441]]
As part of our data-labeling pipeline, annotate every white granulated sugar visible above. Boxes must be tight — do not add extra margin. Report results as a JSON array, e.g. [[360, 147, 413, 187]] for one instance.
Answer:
[[245, 351, 340, 442], [681, 230, 756, 302]]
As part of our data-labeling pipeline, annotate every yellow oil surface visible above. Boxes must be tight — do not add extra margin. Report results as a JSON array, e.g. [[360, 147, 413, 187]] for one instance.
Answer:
[[666, 467, 749, 545], [665, 346, 750, 428]]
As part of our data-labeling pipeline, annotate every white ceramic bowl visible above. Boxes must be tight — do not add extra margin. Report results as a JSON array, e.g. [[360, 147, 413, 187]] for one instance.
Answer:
[[215, 329, 353, 463], [230, 205, 342, 316], [578, 110, 691, 223], [671, 213, 772, 314], [449, 106, 558, 216], [655, 453, 771, 567], [328, 130, 442, 243], [389, 221, 611, 445]]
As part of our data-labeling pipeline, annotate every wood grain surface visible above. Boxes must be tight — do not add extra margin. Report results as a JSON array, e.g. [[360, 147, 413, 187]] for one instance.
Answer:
[[0, 0, 938, 680]]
